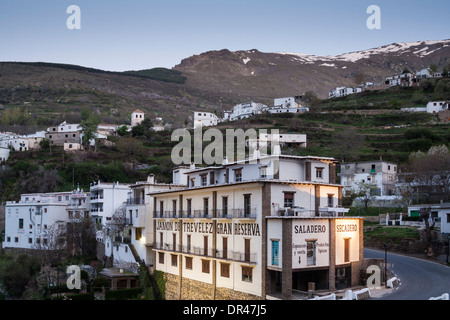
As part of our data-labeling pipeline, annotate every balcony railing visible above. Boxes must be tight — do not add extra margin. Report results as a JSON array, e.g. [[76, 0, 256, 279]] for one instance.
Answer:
[[155, 208, 257, 219], [154, 243, 256, 262], [127, 198, 145, 205]]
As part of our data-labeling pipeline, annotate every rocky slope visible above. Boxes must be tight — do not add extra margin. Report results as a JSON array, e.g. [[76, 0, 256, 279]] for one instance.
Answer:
[[174, 40, 450, 100]]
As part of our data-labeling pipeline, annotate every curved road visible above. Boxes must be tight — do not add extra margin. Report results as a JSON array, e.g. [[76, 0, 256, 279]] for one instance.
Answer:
[[364, 248, 450, 300]]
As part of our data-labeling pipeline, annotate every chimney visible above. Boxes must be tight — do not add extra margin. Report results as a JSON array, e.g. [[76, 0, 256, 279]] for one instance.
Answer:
[[147, 174, 155, 184], [222, 157, 228, 165], [190, 162, 196, 170]]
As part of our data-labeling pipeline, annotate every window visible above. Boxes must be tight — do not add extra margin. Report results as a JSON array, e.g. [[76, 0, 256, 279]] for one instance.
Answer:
[[344, 238, 350, 263], [271, 240, 279, 266], [209, 172, 215, 185], [173, 233, 177, 251], [307, 240, 317, 266], [171, 254, 178, 267], [201, 174, 207, 186], [245, 238, 251, 262], [244, 194, 251, 216], [187, 199, 192, 216], [135, 209, 139, 218], [204, 236, 209, 256], [222, 237, 228, 259], [172, 200, 177, 216], [202, 260, 210, 273], [159, 201, 164, 218], [222, 197, 228, 217], [44, 208, 47, 213], [159, 232, 163, 249], [135, 228, 142, 241], [7, 236, 10, 242], [447, 214, 450, 223], [203, 198, 209, 217], [316, 168, 323, 179], [187, 235, 191, 253], [159, 252, 165, 264], [220, 263, 230, 278], [260, 166, 267, 178], [185, 257, 193, 270], [283, 192, 294, 208], [234, 168, 242, 182], [242, 266, 253, 282], [327, 194, 334, 207], [19, 218, 24, 229]]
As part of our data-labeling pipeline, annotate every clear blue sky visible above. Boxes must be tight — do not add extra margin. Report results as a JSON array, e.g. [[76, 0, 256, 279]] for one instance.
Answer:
[[0, 0, 449, 71]]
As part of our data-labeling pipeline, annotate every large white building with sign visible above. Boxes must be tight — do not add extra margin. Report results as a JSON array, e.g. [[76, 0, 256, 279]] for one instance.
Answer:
[[149, 154, 363, 300]]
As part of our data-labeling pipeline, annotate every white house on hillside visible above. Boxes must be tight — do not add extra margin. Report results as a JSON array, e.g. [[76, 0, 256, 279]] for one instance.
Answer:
[[328, 87, 362, 99], [223, 101, 267, 121], [193, 112, 220, 129], [426, 101, 449, 114]]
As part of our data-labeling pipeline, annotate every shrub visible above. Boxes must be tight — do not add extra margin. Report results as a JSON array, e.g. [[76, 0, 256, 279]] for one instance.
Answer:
[[105, 287, 143, 300], [92, 276, 109, 292], [66, 292, 95, 300]]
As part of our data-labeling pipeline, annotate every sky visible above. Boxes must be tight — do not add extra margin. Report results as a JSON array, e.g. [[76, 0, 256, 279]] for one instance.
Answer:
[[0, 0, 449, 71]]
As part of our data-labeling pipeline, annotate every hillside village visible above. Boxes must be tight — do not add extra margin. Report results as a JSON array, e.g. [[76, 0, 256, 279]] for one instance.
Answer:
[[0, 61, 449, 301]]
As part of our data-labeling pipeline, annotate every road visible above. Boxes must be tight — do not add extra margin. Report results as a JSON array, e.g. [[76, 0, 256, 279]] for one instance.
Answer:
[[364, 248, 450, 300]]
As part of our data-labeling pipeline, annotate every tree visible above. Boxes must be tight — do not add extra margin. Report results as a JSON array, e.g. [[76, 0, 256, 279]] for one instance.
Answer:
[[333, 128, 365, 162], [80, 116, 100, 150], [419, 207, 435, 257], [117, 125, 129, 136], [407, 145, 450, 203], [354, 180, 377, 211]]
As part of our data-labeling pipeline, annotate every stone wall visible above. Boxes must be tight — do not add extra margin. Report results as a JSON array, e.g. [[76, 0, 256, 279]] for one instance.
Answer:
[[164, 273, 262, 300]]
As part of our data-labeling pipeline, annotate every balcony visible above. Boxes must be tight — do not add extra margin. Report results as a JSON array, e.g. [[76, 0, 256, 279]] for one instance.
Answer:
[[127, 198, 145, 205], [275, 207, 314, 217], [318, 206, 349, 217], [153, 243, 256, 263], [155, 208, 258, 219]]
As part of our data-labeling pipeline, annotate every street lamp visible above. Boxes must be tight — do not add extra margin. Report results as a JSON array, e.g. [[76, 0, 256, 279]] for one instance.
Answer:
[[383, 242, 387, 288]]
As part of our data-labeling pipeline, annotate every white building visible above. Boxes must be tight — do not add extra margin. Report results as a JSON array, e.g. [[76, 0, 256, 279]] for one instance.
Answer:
[[193, 112, 220, 129], [0, 131, 45, 153], [223, 102, 267, 121], [384, 72, 415, 87], [340, 161, 397, 196], [89, 181, 132, 226], [2, 191, 74, 250], [0, 147, 10, 162], [247, 133, 307, 150], [426, 101, 449, 114], [149, 154, 363, 300], [263, 97, 309, 114], [328, 87, 362, 99], [407, 203, 450, 234], [131, 109, 145, 127], [120, 175, 186, 266]]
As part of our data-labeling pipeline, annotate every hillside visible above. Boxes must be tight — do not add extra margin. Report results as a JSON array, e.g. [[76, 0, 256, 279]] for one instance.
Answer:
[[1, 80, 449, 204], [174, 40, 450, 101], [0, 39, 449, 134], [0, 62, 237, 131]]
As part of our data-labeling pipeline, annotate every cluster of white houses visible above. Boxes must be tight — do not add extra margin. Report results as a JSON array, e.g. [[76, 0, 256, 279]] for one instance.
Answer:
[[0, 109, 164, 162], [193, 96, 309, 129]]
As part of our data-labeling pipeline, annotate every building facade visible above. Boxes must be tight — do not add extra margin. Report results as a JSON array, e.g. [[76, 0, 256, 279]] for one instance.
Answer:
[[193, 112, 220, 129], [89, 181, 131, 226], [131, 109, 145, 127], [340, 161, 397, 196], [149, 155, 362, 300], [45, 122, 82, 146], [3, 191, 74, 250]]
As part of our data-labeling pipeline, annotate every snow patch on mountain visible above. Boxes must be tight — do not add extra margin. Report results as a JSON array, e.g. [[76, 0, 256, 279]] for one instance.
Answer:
[[278, 39, 450, 63]]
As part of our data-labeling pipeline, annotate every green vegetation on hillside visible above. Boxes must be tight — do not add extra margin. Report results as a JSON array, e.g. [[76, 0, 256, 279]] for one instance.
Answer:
[[1, 62, 186, 84]]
